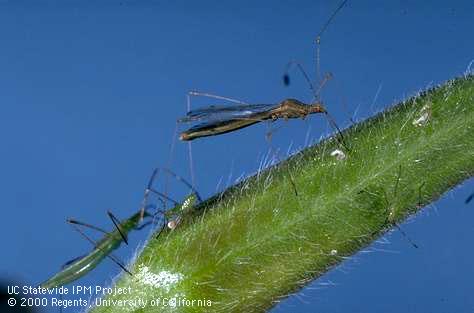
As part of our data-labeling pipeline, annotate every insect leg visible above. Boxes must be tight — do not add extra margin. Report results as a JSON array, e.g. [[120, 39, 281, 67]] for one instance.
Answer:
[[160, 167, 202, 202], [106, 253, 132, 276], [466, 192, 474, 204], [66, 219, 108, 235], [67, 219, 133, 275], [67, 219, 101, 247], [183, 91, 248, 189], [323, 110, 350, 151], [187, 90, 249, 105], [141, 168, 164, 220], [393, 165, 402, 198], [391, 222, 419, 249], [387, 166, 419, 249], [107, 211, 129, 245], [145, 187, 180, 206]]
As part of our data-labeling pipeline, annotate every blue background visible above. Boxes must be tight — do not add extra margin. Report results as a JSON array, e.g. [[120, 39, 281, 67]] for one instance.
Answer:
[[1, 1, 473, 312]]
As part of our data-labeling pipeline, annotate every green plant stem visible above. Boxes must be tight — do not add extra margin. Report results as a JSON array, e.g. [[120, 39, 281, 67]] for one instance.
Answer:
[[90, 74, 474, 313]]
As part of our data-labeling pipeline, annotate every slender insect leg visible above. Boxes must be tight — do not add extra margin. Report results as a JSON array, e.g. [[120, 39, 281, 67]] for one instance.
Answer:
[[140, 168, 160, 221], [107, 253, 132, 276], [165, 121, 179, 203], [375, 210, 419, 249], [392, 222, 419, 249], [466, 191, 474, 204], [183, 91, 249, 197], [393, 165, 402, 198], [316, 36, 321, 85], [311, 73, 350, 152], [67, 219, 103, 246], [135, 220, 153, 230], [313, 72, 333, 102], [66, 219, 108, 234], [313, 1, 352, 144], [66, 219, 132, 274], [186, 92, 196, 190], [144, 167, 199, 205], [288, 170, 298, 197], [324, 110, 350, 151], [154, 218, 167, 239], [187, 90, 249, 105], [284, 61, 348, 152], [262, 125, 299, 197], [139, 174, 169, 236], [185, 92, 201, 197], [184, 90, 249, 192], [107, 210, 128, 245], [387, 166, 419, 249], [146, 187, 180, 206], [416, 182, 426, 209], [160, 167, 202, 202], [286, 64, 348, 152], [264, 121, 276, 146]]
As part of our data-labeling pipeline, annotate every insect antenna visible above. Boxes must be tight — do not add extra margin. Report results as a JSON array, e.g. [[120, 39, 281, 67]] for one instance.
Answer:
[[282, 60, 316, 94], [315, 0, 349, 83]]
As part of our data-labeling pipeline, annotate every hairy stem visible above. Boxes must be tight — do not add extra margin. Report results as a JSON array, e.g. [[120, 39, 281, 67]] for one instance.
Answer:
[[90, 74, 474, 313]]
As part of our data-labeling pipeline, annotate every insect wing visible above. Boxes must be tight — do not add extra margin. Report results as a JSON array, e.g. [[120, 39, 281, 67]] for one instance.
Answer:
[[178, 103, 277, 123]]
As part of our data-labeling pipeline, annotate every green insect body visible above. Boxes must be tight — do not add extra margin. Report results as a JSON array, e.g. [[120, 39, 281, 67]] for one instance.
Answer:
[[39, 211, 144, 289]]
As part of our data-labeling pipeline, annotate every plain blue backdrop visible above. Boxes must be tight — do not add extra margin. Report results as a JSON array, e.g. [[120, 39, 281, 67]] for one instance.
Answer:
[[1, 1, 473, 312]]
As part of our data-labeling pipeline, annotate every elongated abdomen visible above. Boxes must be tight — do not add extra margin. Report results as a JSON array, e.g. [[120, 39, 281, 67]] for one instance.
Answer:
[[180, 118, 261, 141]]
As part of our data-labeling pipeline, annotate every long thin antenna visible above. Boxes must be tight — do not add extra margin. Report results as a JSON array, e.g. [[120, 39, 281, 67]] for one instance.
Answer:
[[315, 0, 349, 41], [283, 60, 316, 93], [315, 0, 349, 88]]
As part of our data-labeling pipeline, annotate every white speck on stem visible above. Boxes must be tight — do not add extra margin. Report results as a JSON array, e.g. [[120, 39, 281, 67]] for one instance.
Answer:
[[413, 104, 432, 127], [135, 265, 184, 293], [330, 149, 346, 161]]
